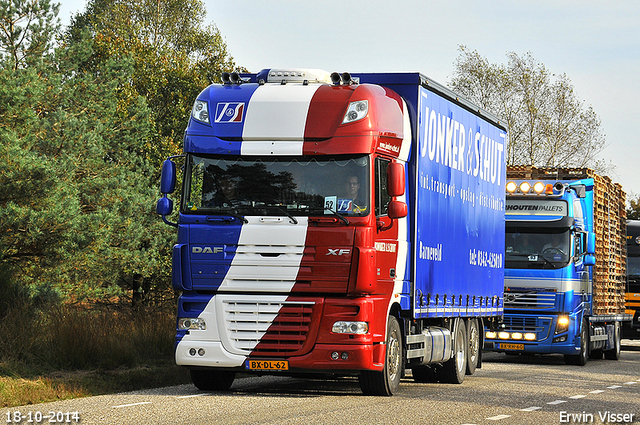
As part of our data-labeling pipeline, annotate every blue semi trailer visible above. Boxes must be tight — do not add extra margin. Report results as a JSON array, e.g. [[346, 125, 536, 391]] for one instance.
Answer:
[[483, 167, 631, 365]]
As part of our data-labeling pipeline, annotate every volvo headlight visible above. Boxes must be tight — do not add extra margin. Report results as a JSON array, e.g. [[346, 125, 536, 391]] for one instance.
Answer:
[[555, 315, 570, 334]]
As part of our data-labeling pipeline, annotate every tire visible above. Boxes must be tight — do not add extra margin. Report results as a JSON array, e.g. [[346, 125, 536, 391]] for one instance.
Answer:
[[440, 318, 468, 384], [564, 318, 588, 366], [360, 315, 403, 396], [604, 322, 621, 360], [466, 318, 480, 375], [190, 369, 235, 391]]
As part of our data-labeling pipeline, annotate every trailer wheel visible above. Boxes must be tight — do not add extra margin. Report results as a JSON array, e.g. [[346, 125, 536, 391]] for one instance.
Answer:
[[604, 322, 621, 360], [440, 318, 467, 384], [190, 369, 235, 391], [360, 315, 403, 396], [466, 318, 480, 375], [564, 318, 588, 366]]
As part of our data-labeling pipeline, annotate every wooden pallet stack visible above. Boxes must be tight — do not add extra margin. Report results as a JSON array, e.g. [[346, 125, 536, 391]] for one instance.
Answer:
[[506, 166, 627, 315]]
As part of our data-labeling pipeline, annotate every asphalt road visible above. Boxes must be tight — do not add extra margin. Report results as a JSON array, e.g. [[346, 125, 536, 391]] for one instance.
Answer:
[[3, 340, 640, 425]]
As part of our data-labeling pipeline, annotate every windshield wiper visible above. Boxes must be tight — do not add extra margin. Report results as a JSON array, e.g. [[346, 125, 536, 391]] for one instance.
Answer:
[[324, 208, 350, 225], [263, 205, 298, 224], [212, 210, 248, 224]]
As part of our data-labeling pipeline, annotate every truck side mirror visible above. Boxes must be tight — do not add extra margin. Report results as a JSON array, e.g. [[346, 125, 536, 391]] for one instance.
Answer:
[[388, 200, 408, 219], [584, 254, 596, 266], [157, 159, 178, 227], [387, 162, 405, 197], [160, 159, 177, 194], [586, 232, 596, 255], [156, 196, 173, 216]]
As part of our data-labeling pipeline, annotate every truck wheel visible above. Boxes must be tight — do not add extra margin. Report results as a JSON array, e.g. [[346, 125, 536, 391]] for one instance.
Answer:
[[360, 315, 403, 396], [190, 369, 235, 391], [440, 318, 467, 384], [466, 318, 480, 375], [564, 319, 588, 366], [604, 322, 621, 360]]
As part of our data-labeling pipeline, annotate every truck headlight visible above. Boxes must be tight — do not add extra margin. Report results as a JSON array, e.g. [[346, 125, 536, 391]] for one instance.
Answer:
[[178, 317, 206, 330], [342, 100, 368, 124], [192, 100, 210, 124], [332, 321, 368, 334], [555, 315, 570, 334]]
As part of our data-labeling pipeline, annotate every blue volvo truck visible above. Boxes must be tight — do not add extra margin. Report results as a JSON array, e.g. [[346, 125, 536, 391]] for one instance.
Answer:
[[483, 167, 631, 365]]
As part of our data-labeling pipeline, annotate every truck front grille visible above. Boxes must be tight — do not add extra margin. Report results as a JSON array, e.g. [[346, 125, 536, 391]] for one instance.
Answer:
[[504, 290, 556, 309], [220, 297, 316, 356]]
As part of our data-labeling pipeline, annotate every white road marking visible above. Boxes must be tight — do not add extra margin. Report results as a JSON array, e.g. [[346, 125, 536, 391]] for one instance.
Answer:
[[112, 402, 152, 408], [589, 390, 605, 394], [176, 393, 209, 399], [569, 395, 586, 399], [624, 381, 637, 385], [520, 406, 542, 412], [486, 415, 511, 420], [607, 385, 622, 389], [547, 400, 567, 405]]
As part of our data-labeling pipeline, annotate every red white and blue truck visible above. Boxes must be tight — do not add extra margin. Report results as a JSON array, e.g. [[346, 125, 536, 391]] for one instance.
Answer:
[[484, 167, 630, 365], [156, 69, 506, 395]]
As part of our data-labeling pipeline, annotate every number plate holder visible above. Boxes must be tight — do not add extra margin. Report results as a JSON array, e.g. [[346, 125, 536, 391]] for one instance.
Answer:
[[245, 360, 289, 371], [499, 343, 525, 350]]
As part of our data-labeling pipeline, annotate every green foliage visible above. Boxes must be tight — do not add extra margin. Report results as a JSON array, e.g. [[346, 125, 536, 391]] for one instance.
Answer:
[[0, 0, 60, 69], [628, 195, 640, 220], [0, 0, 240, 305]]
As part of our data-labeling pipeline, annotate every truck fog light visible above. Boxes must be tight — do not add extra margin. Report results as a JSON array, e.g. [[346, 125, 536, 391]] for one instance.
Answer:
[[332, 321, 369, 334], [341, 352, 349, 360], [511, 332, 523, 340], [331, 351, 340, 360], [198, 348, 205, 356], [498, 332, 510, 339], [524, 333, 536, 341], [485, 331, 497, 339], [189, 348, 197, 356], [519, 182, 531, 194]]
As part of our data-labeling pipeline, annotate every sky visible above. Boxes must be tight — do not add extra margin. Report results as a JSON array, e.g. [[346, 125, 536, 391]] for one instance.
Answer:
[[56, 0, 640, 197]]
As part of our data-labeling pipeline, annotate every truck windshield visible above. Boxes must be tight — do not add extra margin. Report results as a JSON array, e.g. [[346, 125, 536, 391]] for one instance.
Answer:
[[183, 155, 370, 217], [505, 227, 571, 269]]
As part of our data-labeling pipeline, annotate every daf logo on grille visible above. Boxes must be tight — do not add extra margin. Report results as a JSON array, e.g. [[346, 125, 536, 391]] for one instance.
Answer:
[[192, 246, 223, 254]]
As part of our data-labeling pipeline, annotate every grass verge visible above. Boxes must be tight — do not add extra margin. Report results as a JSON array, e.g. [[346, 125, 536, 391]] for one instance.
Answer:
[[0, 362, 191, 408], [0, 301, 192, 408]]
